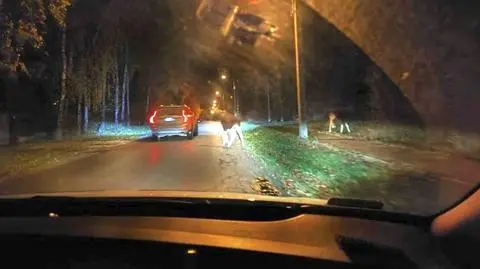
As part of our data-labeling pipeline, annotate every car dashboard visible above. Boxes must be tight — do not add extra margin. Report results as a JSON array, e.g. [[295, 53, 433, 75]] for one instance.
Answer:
[[0, 212, 458, 269], [1, 235, 381, 269]]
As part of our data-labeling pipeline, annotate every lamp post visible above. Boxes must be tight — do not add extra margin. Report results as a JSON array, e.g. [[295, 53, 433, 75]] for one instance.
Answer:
[[233, 80, 238, 116], [292, 0, 308, 138], [266, 84, 271, 122]]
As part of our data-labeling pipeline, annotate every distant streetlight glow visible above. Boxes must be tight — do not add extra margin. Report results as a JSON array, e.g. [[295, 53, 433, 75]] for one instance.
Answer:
[[216, 91, 220, 96], [221, 74, 227, 80]]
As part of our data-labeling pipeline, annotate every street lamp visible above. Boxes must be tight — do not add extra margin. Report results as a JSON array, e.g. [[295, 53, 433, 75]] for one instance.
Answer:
[[220, 72, 238, 116], [215, 91, 220, 96]]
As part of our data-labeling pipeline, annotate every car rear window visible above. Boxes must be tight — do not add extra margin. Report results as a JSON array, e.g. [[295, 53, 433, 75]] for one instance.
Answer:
[[158, 107, 184, 116]]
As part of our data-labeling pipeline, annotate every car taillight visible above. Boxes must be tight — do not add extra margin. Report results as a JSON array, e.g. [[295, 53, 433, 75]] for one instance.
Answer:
[[149, 111, 157, 124], [182, 110, 188, 123], [182, 110, 193, 123]]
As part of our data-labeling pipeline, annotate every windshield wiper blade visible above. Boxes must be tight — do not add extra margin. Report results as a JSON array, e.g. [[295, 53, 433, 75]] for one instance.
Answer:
[[0, 195, 299, 221], [27, 195, 383, 210], [29, 195, 197, 204], [327, 198, 384, 210]]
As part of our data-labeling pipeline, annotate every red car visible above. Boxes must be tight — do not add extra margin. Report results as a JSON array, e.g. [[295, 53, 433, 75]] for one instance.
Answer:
[[148, 105, 199, 140]]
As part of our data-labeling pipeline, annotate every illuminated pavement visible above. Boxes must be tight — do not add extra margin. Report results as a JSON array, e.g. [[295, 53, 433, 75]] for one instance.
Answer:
[[0, 122, 260, 195]]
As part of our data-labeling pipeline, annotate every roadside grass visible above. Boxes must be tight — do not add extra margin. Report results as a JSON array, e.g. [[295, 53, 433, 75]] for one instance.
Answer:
[[309, 121, 426, 145], [0, 123, 154, 180], [94, 123, 151, 137], [244, 127, 390, 198], [0, 137, 135, 180], [308, 121, 480, 157], [244, 124, 480, 214]]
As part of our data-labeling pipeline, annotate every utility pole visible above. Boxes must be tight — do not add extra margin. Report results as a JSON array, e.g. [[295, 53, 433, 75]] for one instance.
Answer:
[[292, 0, 308, 138], [266, 84, 271, 122], [233, 80, 238, 116]]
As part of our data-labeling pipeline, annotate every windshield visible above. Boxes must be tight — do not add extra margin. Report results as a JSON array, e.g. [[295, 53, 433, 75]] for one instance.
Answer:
[[0, 0, 479, 216]]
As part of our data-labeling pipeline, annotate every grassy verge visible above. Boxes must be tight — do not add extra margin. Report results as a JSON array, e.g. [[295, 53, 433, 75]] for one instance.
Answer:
[[308, 121, 480, 158], [309, 121, 426, 145], [244, 127, 390, 199], [0, 137, 134, 180]]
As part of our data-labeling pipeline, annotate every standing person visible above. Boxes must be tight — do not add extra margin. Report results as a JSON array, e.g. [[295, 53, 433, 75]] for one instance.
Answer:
[[219, 111, 245, 148]]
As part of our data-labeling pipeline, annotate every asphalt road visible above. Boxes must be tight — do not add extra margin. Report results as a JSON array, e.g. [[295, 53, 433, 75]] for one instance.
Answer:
[[0, 122, 259, 196]]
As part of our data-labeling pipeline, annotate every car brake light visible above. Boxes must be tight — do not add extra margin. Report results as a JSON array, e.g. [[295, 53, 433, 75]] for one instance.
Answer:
[[182, 110, 193, 123], [149, 111, 157, 124], [182, 110, 188, 123]]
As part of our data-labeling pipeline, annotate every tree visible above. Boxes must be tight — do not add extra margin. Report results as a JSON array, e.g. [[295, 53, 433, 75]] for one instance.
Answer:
[[0, 0, 50, 143], [0, 0, 46, 74], [46, 0, 71, 138]]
